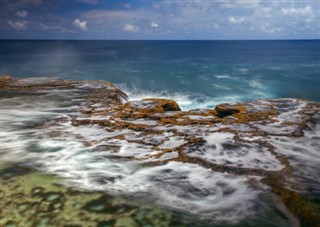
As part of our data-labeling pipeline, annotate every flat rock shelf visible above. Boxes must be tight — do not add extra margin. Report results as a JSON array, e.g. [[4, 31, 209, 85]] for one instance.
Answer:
[[1, 76, 320, 227]]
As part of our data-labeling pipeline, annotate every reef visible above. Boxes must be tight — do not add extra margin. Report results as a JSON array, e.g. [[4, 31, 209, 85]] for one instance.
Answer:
[[1, 76, 320, 227]]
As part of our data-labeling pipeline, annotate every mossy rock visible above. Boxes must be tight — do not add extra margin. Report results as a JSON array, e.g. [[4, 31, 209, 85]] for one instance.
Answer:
[[114, 217, 139, 227]]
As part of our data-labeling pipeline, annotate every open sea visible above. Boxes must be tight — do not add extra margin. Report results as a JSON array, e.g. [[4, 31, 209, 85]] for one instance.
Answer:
[[1, 40, 319, 110]]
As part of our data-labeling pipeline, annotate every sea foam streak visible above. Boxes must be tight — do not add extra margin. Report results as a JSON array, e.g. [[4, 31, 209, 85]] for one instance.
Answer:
[[0, 88, 260, 224], [1, 79, 319, 225]]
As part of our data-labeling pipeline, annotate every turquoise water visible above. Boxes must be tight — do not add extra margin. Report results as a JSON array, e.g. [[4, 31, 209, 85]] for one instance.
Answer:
[[1, 40, 319, 110]]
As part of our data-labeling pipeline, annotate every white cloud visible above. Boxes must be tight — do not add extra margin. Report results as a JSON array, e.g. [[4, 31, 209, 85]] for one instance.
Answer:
[[220, 0, 260, 9], [8, 20, 28, 30], [261, 23, 282, 34], [281, 6, 313, 15], [16, 10, 28, 18], [76, 0, 319, 39], [151, 22, 158, 28], [281, 5, 315, 23], [123, 24, 139, 32], [73, 18, 88, 31], [228, 16, 245, 24]]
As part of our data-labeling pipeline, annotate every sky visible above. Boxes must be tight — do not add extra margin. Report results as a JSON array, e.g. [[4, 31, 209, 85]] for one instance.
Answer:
[[1, 0, 319, 40]]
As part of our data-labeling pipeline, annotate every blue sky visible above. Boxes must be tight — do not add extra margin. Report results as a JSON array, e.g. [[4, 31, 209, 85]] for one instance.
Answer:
[[1, 0, 319, 40]]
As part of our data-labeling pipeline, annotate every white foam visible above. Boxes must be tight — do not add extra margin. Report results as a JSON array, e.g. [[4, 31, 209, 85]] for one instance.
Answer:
[[205, 132, 234, 148], [117, 141, 156, 158], [116, 119, 158, 126], [186, 132, 283, 171], [238, 68, 249, 74], [212, 84, 232, 90], [214, 74, 231, 79], [187, 115, 215, 121], [128, 100, 158, 109], [0, 91, 82, 163], [252, 122, 300, 135], [269, 121, 320, 190], [65, 124, 134, 142], [1, 87, 318, 225], [248, 79, 264, 89], [10, 77, 61, 86], [115, 84, 196, 110], [112, 162, 259, 223], [158, 136, 187, 149], [220, 123, 253, 132], [78, 82, 114, 90], [157, 152, 179, 161]]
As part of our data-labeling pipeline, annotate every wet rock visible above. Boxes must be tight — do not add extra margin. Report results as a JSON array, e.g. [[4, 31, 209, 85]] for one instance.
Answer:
[[83, 195, 113, 213], [115, 217, 138, 227], [2, 77, 320, 226], [214, 104, 243, 118], [4, 221, 16, 227], [0, 166, 33, 180], [127, 98, 180, 111], [117, 98, 181, 119], [0, 75, 16, 88], [10, 77, 63, 87], [97, 220, 115, 227]]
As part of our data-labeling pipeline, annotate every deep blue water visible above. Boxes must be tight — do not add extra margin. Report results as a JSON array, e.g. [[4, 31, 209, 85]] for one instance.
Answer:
[[1, 40, 319, 110]]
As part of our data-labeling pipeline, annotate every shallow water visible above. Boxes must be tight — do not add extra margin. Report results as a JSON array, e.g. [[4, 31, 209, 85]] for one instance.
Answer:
[[1, 82, 319, 226]]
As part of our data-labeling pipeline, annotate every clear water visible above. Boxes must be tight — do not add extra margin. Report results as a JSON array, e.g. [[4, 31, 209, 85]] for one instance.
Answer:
[[1, 40, 319, 110]]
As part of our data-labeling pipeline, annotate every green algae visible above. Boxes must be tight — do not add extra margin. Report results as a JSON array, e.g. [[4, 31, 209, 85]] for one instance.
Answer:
[[53, 202, 62, 209], [115, 217, 139, 227], [0, 164, 174, 226], [1, 163, 314, 226], [263, 176, 320, 227], [17, 202, 29, 211], [87, 203, 105, 212], [45, 193, 60, 201]]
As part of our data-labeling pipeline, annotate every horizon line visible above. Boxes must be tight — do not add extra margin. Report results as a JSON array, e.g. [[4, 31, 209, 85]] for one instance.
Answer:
[[1, 38, 319, 41]]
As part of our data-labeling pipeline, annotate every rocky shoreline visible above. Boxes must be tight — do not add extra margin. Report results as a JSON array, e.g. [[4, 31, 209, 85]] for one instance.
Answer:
[[1, 76, 320, 227]]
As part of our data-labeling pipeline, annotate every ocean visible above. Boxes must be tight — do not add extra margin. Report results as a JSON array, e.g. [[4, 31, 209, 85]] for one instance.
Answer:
[[1, 40, 319, 110], [1, 40, 320, 226]]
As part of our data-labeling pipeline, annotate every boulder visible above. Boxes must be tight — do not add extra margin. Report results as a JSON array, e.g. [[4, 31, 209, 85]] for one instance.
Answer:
[[214, 104, 243, 118], [116, 98, 181, 119]]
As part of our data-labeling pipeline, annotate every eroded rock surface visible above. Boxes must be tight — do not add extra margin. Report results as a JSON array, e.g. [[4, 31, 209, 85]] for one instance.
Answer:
[[1, 76, 320, 226]]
